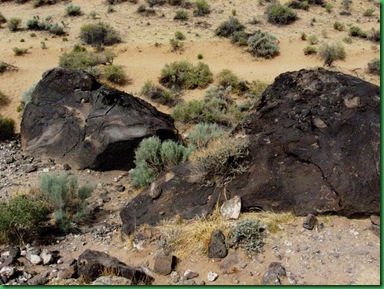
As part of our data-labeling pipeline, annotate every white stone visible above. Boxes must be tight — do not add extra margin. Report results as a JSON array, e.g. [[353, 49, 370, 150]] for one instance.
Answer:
[[220, 196, 241, 220], [29, 254, 43, 265], [40, 249, 53, 265], [207, 271, 218, 282], [0, 266, 15, 278]]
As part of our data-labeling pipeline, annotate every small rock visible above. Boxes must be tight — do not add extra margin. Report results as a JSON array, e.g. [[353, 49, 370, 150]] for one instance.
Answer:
[[29, 254, 42, 265], [0, 266, 15, 279], [92, 276, 132, 285], [62, 164, 71, 171], [40, 249, 53, 265], [5, 157, 15, 164], [170, 271, 180, 283], [262, 262, 286, 285], [207, 271, 218, 282], [23, 165, 37, 173], [220, 196, 241, 220], [184, 269, 199, 280], [219, 252, 240, 272], [208, 230, 228, 259], [153, 255, 175, 276], [287, 272, 297, 285], [303, 214, 318, 230], [115, 185, 125, 192], [181, 279, 196, 285]]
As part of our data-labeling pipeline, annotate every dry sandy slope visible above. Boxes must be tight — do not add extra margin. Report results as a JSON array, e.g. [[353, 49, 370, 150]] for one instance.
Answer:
[[0, 0, 380, 131]]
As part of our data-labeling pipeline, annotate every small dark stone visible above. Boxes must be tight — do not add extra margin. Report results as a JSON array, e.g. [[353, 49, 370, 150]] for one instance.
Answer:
[[208, 230, 228, 259], [5, 157, 15, 164], [153, 255, 176, 276], [303, 214, 318, 230], [63, 164, 71, 171], [262, 262, 286, 285], [115, 185, 126, 192], [23, 165, 37, 173]]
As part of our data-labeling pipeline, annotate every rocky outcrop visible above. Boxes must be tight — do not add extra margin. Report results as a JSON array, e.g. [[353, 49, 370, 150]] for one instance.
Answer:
[[120, 68, 380, 235], [21, 67, 179, 170]]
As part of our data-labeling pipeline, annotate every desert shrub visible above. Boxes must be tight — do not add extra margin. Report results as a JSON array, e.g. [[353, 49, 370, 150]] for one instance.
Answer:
[[141, 80, 179, 106], [318, 41, 346, 66], [363, 8, 375, 16], [215, 17, 244, 38], [324, 2, 333, 12], [170, 38, 184, 52], [303, 45, 317, 55], [103, 65, 128, 85], [193, 0, 210, 16], [190, 136, 249, 185], [129, 137, 192, 187], [229, 218, 265, 257], [301, 32, 307, 40], [368, 28, 380, 42], [247, 30, 280, 58], [7, 17, 21, 32], [49, 23, 65, 35], [187, 123, 224, 149], [175, 31, 186, 40], [40, 173, 94, 233], [367, 58, 380, 74], [197, 53, 203, 59], [159, 60, 213, 90], [0, 91, 10, 107], [343, 36, 352, 44], [230, 31, 250, 46], [174, 9, 189, 20], [287, 0, 309, 10], [0, 115, 15, 140], [266, 2, 297, 25], [146, 0, 165, 6], [0, 13, 7, 28], [307, 34, 318, 45], [0, 194, 49, 244], [80, 22, 121, 46], [33, 0, 60, 7], [13, 47, 28, 56], [246, 80, 269, 99], [26, 16, 40, 30], [172, 86, 244, 126], [349, 26, 367, 38], [66, 4, 82, 16], [333, 21, 344, 31], [217, 69, 239, 90]]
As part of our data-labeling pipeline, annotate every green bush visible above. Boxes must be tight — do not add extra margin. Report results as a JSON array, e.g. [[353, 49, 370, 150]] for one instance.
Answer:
[[190, 136, 249, 185], [33, 0, 60, 7], [0, 13, 7, 28], [80, 22, 122, 46], [307, 34, 318, 44], [333, 21, 345, 31], [349, 26, 367, 38], [159, 60, 213, 90], [0, 194, 49, 244], [229, 218, 265, 257], [197, 53, 203, 59], [66, 4, 82, 16], [215, 17, 244, 38], [247, 30, 280, 58], [49, 23, 65, 35], [230, 31, 249, 46], [325, 3, 333, 12], [0, 115, 15, 140], [7, 17, 21, 32], [363, 8, 375, 16], [368, 28, 380, 42], [287, 0, 309, 10], [318, 41, 346, 66], [193, 0, 210, 16], [0, 91, 10, 107], [129, 136, 192, 187], [187, 123, 224, 149], [174, 9, 189, 20], [303, 45, 317, 55], [40, 173, 94, 233], [367, 58, 380, 74], [175, 31, 186, 40], [141, 80, 179, 106], [217, 69, 239, 90], [266, 2, 297, 25], [13, 47, 28, 56], [103, 65, 128, 85]]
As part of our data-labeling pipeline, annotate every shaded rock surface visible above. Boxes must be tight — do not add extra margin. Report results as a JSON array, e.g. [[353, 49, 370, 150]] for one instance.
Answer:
[[21, 67, 179, 170], [120, 69, 380, 235], [77, 249, 154, 284], [208, 230, 228, 259]]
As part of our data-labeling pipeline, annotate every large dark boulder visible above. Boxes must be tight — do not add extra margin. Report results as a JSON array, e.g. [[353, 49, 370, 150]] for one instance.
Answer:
[[77, 249, 154, 284], [21, 67, 179, 170], [120, 69, 380, 235]]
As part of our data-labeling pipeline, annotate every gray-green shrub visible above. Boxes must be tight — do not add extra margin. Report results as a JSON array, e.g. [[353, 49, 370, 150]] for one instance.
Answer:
[[304, 45, 317, 55], [7, 17, 21, 32], [103, 65, 128, 85], [333, 21, 345, 31], [193, 0, 210, 16], [216, 69, 240, 90], [80, 22, 122, 46], [367, 58, 380, 74], [266, 2, 297, 25], [174, 9, 189, 20], [349, 26, 367, 38], [215, 17, 244, 38], [318, 41, 346, 66], [66, 4, 82, 16], [247, 30, 280, 58], [141, 80, 179, 106], [0, 115, 15, 140], [187, 123, 225, 149]]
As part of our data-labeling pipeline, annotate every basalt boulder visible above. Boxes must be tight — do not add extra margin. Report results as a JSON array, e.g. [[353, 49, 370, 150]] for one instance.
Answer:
[[120, 68, 380, 235], [21, 67, 179, 170]]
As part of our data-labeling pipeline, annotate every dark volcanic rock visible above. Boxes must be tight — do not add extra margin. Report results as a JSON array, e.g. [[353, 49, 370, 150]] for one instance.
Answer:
[[120, 69, 380, 235], [21, 67, 179, 170], [208, 230, 228, 259], [77, 249, 154, 284]]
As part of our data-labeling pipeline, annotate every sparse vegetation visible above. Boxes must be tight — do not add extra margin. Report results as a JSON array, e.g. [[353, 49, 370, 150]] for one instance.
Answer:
[[318, 41, 346, 66], [215, 17, 244, 38], [349, 26, 367, 38], [363, 8, 375, 17], [247, 30, 280, 58], [217, 69, 239, 90], [193, 0, 210, 16], [174, 9, 189, 20], [307, 34, 318, 45], [367, 58, 380, 74], [197, 53, 203, 59], [40, 173, 94, 233], [304, 45, 317, 55], [368, 28, 380, 42], [0, 13, 7, 28], [169, 38, 184, 52], [333, 21, 345, 31], [175, 31, 186, 40], [140, 80, 179, 106], [80, 22, 122, 46], [229, 218, 265, 257], [66, 4, 82, 16], [13, 47, 28, 56], [266, 2, 297, 25], [103, 65, 128, 85], [129, 136, 192, 187], [187, 123, 225, 149], [0, 194, 49, 244], [324, 3, 333, 13], [0, 115, 15, 140], [0, 91, 9, 107], [7, 17, 21, 32], [159, 60, 213, 90]]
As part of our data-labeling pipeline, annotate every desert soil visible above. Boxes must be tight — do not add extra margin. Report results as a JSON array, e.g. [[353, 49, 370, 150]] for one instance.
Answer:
[[0, 0, 380, 285]]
